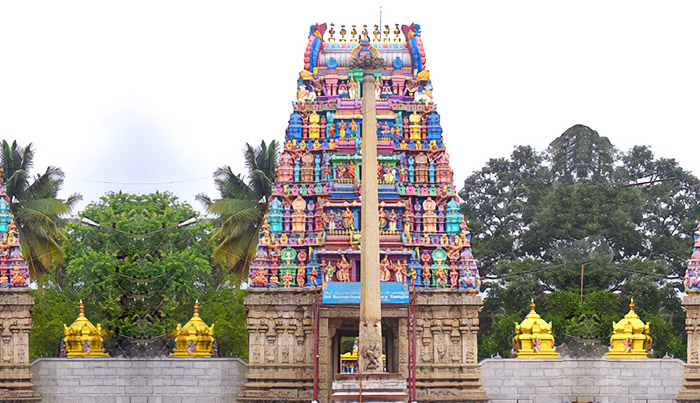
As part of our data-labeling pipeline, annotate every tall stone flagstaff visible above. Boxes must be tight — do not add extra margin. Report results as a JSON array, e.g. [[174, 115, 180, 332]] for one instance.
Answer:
[[353, 50, 385, 374]]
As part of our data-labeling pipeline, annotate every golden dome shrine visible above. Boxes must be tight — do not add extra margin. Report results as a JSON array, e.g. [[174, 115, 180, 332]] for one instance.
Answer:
[[170, 301, 215, 357], [512, 299, 558, 359], [607, 299, 652, 359], [63, 300, 108, 357]]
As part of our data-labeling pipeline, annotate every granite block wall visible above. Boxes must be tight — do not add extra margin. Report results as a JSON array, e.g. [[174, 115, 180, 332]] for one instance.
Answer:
[[480, 358, 684, 403], [29, 356, 686, 402], [31, 357, 246, 403]]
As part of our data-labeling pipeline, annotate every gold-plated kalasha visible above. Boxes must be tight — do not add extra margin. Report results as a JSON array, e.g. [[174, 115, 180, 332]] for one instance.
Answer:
[[328, 23, 336, 42]]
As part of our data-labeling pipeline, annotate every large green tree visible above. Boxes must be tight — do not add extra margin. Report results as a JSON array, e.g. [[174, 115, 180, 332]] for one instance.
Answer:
[[31, 191, 247, 359], [197, 140, 279, 277], [0, 140, 80, 277], [461, 125, 698, 359]]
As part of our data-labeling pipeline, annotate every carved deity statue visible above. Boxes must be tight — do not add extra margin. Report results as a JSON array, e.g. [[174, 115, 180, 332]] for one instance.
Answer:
[[308, 111, 321, 140], [342, 208, 354, 230], [291, 196, 307, 233], [387, 210, 399, 232], [300, 153, 315, 182], [336, 255, 352, 282], [409, 112, 422, 141], [422, 197, 438, 233], [415, 153, 429, 183]]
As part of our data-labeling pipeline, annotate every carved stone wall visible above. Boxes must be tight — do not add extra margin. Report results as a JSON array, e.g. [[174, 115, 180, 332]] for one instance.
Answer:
[[239, 289, 486, 403], [415, 291, 487, 402], [238, 289, 316, 402], [0, 289, 40, 401]]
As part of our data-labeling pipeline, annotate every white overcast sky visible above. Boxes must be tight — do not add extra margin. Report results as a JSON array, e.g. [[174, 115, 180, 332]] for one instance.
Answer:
[[1, 1, 698, 213]]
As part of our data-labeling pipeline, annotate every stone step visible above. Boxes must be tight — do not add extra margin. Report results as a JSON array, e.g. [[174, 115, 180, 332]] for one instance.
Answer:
[[332, 373, 408, 403]]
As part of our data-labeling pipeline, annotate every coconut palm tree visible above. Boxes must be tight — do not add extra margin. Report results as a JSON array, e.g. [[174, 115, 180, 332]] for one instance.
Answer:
[[1, 140, 81, 278], [197, 140, 279, 277]]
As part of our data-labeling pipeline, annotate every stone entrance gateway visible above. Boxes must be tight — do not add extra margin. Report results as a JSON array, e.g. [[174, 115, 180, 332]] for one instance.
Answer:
[[239, 289, 484, 403], [238, 22, 487, 403]]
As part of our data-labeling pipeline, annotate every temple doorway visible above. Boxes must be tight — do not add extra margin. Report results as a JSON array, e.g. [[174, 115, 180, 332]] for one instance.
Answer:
[[332, 318, 398, 375]]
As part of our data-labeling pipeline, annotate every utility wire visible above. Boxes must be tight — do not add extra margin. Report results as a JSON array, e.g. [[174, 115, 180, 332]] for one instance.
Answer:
[[66, 176, 211, 186]]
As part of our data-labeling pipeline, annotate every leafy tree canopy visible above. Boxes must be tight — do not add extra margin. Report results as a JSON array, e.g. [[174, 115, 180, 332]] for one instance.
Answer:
[[31, 191, 247, 359], [460, 125, 698, 360]]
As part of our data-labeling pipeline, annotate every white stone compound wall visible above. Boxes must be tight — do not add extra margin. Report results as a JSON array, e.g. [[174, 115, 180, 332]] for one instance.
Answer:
[[480, 358, 685, 403], [31, 357, 247, 403]]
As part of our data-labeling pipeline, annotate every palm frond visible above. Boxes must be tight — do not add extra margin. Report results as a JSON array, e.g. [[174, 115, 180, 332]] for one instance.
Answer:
[[195, 193, 214, 209], [24, 166, 65, 200], [207, 199, 259, 217], [63, 193, 83, 210], [17, 198, 71, 216]]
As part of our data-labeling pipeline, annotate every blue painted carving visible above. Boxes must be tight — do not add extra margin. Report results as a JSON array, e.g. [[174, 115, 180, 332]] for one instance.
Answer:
[[268, 198, 284, 233], [288, 112, 303, 141], [327, 56, 339, 70], [427, 112, 442, 140]]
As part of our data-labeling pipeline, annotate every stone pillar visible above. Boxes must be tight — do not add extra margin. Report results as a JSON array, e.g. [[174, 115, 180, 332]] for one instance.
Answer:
[[358, 65, 383, 375], [677, 294, 700, 402], [0, 289, 40, 402]]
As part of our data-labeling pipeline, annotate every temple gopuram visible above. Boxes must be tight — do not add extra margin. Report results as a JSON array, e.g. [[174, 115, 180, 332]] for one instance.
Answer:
[[0, 169, 40, 401], [239, 23, 486, 403]]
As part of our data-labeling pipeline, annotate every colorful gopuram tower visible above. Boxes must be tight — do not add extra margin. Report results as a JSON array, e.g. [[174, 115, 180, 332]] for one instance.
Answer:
[[0, 169, 40, 401], [240, 23, 487, 403]]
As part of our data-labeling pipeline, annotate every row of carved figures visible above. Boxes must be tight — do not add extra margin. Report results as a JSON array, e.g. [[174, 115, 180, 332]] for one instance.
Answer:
[[258, 230, 470, 250], [287, 111, 442, 143], [0, 266, 28, 287], [265, 197, 465, 235], [298, 73, 430, 104], [249, 258, 479, 290], [271, 181, 457, 200], [250, 242, 479, 289], [277, 152, 452, 184], [283, 137, 445, 155]]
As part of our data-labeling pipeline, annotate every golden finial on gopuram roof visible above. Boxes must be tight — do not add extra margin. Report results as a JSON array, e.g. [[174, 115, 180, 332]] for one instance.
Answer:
[[350, 25, 358, 42], [340, 24, 347, 42], [607, 298, 652, 359], [63, 300, 108, 357], [329, 23, 336, 42], [394, 24, 401, 42], [512, 299, 558, 359], [383, 25, 390, 42], [170, 300, 216, 357], [373, 24, 380, 42]]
